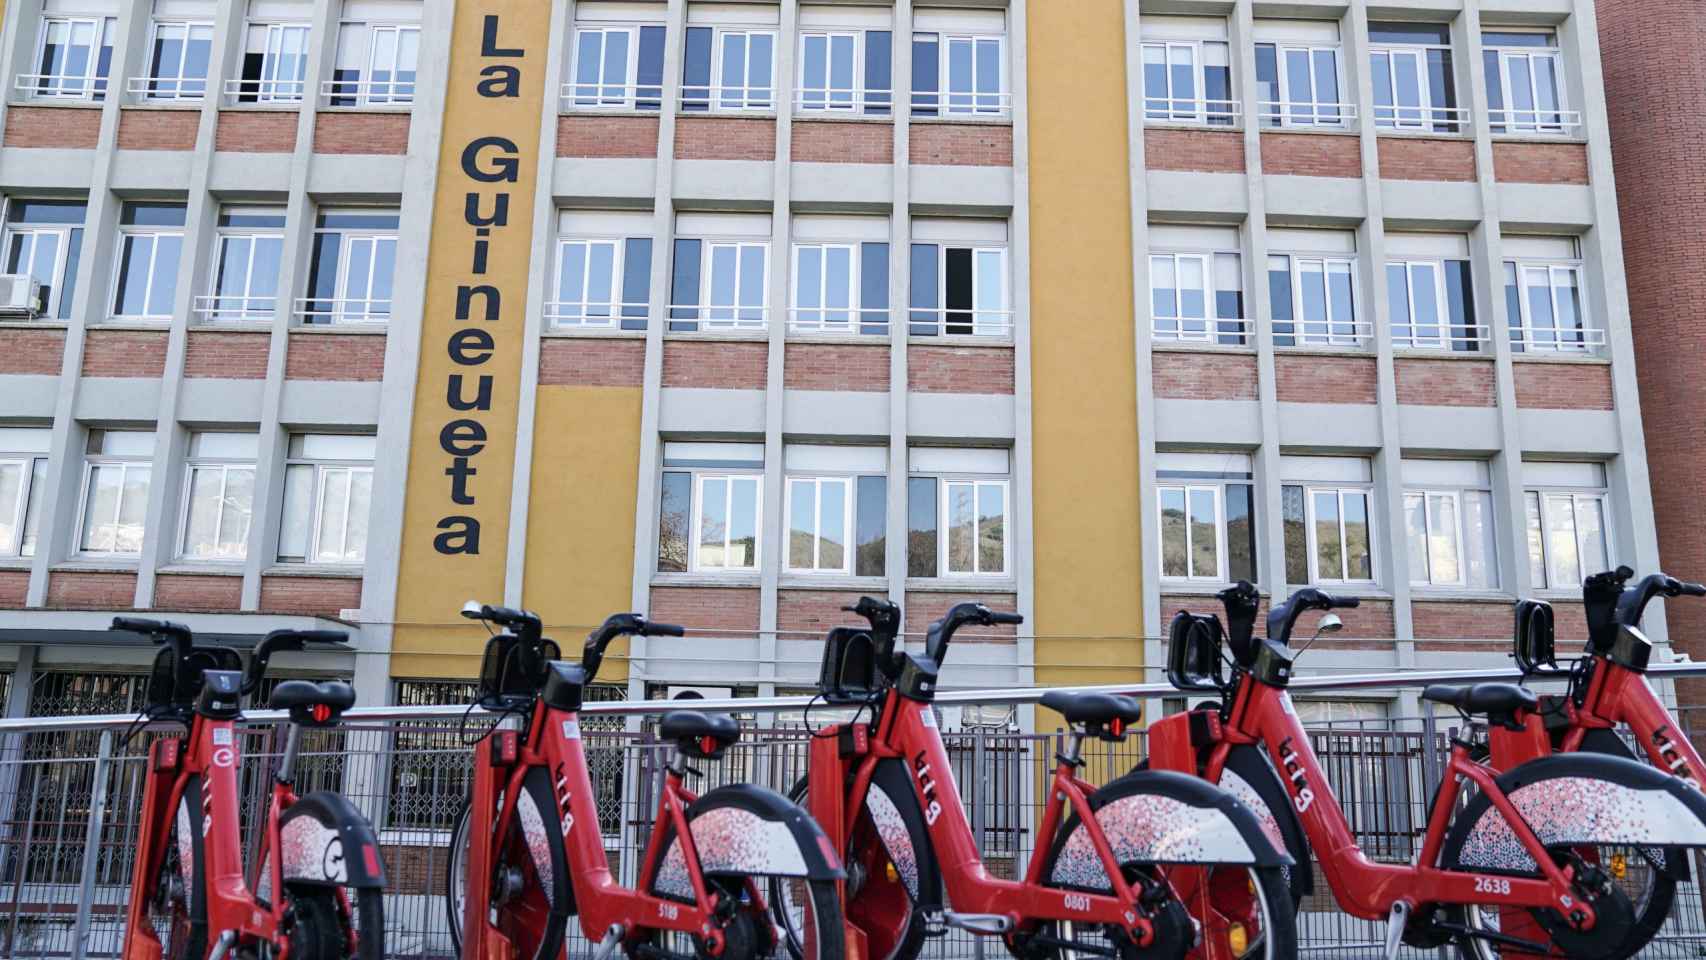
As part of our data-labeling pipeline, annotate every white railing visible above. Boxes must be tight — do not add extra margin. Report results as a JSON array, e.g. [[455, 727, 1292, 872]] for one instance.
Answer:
[[1152, 316, 1253, 344], [558, 81, 666, 111], [679, 85, 779, 112], [665, 304, 770, 330], [15, 73, 107, 101], [193, 294, 275, 324], [1391, 324, 1491, 351], [1277, 319, 1377, 348], [793, 87, 894, 114], [1509, 324, 1607, 353], [293, 296, 391, 325], [1257, 100, 1359, 127], [319, 77, 414, 107], [909, 90, 1013, 118], [125, 75, 208, 100], [1488, 108, 1584, 135], [222, 77, 305, 104], [1373, 103, 1471, 130], [1144, 98, 1242, 126], [786, 306, 891, 334], [545, 300, 651, 328], [907, 307, 1014, 338]]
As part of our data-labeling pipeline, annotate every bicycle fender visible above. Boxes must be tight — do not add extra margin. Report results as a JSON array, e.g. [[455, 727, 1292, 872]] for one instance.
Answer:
[[278, 790, 388, 889], [1445, 752, 1706, 874], [1578, 726, 1691, 882], [653, 783, 845, 900], [865, 757, 944, 907], [1219, 745, 1315, 902], [1042, 769, 1291, 892]]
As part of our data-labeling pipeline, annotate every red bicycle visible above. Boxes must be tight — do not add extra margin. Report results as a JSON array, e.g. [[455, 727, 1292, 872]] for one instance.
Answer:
[[1154, 582, 1706, 959], [772, 597, 1297, 960], [112, 616, 386, 960], [445, 603, 846, 960]]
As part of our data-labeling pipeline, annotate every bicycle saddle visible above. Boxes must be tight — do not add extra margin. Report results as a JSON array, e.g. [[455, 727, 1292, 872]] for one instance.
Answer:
[[660, 710, 740, 760], [1040, 691, 1142, 740], [1421, 682, 1536, 723], [270, 679, 357, 727]]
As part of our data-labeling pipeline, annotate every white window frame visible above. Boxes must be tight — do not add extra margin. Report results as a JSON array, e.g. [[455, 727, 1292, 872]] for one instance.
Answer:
[[26, 17, 111, 101], [1505, 258, 1592, 352], [784, 475, 854, 574], [1141, 39, 1233, 124], [1525, 488, 1611, 592], [201, 211, 285, 323], [915, 32, 1007, 117], [76, 451, 151, 559], [567, 25, 644, 109], [697, 240, 770, 330], [1297, 484, 1377, 585], [327, 20, 419, 106], [941, 477, 1009, 577], [1387, 258, 1453, 350], [176, 459, 255, 563], [280, 441, 374, 566], [3, 224, 75, 318], [243, 21, 311, 103], [1259, 42, 1348, 127], [110, 217, 185, 321], [796, 30, 867, 112], [550, 236, 629, 329], [791, 242, 860, 333], [0, 454, 47, 558], [1157, 482, 1226, 583], [302, 213, 399, 325], [141, 20, 214, 101], [1273, 253, 1363, 346], [690, 472, 763, 572], [1150, 250, 1245, 343], [1487, 41, 1570, 134], [1368, 40, 1461, 130], [1403, 487, 1498, 589], [917, 245, 1009, 337], [712, 28, 778, 111]]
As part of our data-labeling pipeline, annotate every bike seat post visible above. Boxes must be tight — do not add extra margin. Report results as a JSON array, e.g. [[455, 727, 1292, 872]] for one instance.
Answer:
[[1058, 728, 1086, 768], [276, 719, 304, 786]]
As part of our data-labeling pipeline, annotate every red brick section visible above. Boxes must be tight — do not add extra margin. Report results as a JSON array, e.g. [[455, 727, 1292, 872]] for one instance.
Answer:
[[0, 570, 28, 608], [1275, 355, 1376, 405], [908, 346, 1014, 394], [1394, 358, 1496, 407], [259, 575, 361, 619], [1160, 593, 1271, 628], [1259, 133, 1362, 179], [284, 333, 387, 381], [313, 112, 410, 155], [1144, 129, 1245, 174], [909, 122, 1012, 166], [661, 340, 767, 389], [1492, 142, 1590, 185], [650, 586, 761, 633], [184, 331, 270, 379], [3, 106, 100, 149], [0, 329, 66, 375], [1549, 600, 1589, 643], [1152, 351, 1258, 401], [557, 115, 661, 159], [904, 591, 1018, 643], [153, 573, 243, 612], [784, 343, 889, 392], [792, 120, 893, 164], [1413, 599, 1513, 653], [81, 330, 168, 378], [1161, 593, 1392, 648], [1377, 137, 1476, 182], [539, 338, 644, 387], [116, 109, 201, 151], [46, 571, 137, 610], [674, 117, 775, 161], [214, 111, 298, 153], [778, 589, 872, 639], [1512, 362, 1614, 410]]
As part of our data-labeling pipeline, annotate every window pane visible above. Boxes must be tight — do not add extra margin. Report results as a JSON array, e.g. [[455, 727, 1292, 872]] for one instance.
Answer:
[[738, 245, 766, 322], [1426, 493, 1459, 584], [1312, 49, 1340, 120], [947, 37, 972, 111], [146, 234, 182, 316], [1525, 266, 1556, 345], [1177, 256, 1206, 325], [1404, 493, 1429, 582], [1544, 494, 1579, 588], [748, 33, 774, 104], [860, 243, 888, 333], [279, 463, 313, 560], [1160, 487, 1187, 578], [114, 465, 150, 554], [1269, 255, 1294, 344], [721, 33, 746, 108], [82, 465, 120, 551], [344, 470, 370, 561], [855, 475, 885, 577], [829, 34, 854, 107], [699, 477, 728, 566], [789, 479, 815, 568], [1328, 261, 1355, 338], [219, 467, 254, 558], [20, 459, 45, 556], [1575, 497, 1608, 576], [1463, 490, 1497, 589], [1393, 51, 1421, 124], [1151, 255, 1177, 323], [977, 483, 1004, 573], [621, 238, 652, 329], [944, 247, 973, 334], [1255, 44, 1280, 124], [182, 467, 223, 558], [637, 25, 666, 108], [821, 479, 847, 570], [729, 476, 758, 567], [1525, 491, 1546, 587], [1387, 263, 1412, 343], [1285, 49, 1313, 120], [658, 471, 690, 572], [911, 34, 938, 113], [910, 243, 939, 335], [1226, 484, 1256, 582], [114, 235, 153, 315], [1143, 45, 1167, 117], [682, 26, 713, 109], [0, 463, 22, 553], [1300, 260, 1327, 339], [1555, 269, 1583, 345], [975, 249, 1003, 333], [1188, 487, 1218, 578], [802, 35, 826, 108], [1371, 51, 1393, 113], [1282, 485, 1309, 584], [1411, 262, 1441, 342], [946, 481, 974, 573], [585, 242, 616, 320], [908, 476, 937, 577], [1168, 45, 1195, 108], [315, 470, 350, 562], [1313, 491, 1342, 580], [1343, 492, 1372, 580], [1213, 253, 1243, 328]]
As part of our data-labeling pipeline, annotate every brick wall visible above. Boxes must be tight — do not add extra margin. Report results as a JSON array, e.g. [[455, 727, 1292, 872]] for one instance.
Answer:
[[1144, 129, 1245, 174], [116, 109, 200, 151], [778, 589, 871, 638], [674, 117, 775, 161], [783, 343, 889, 392], [650, 586, 761, 632], [539, 338, 644, 387], [1376, 137, 1476, 182], [284, 333, 387, 381], [215, 111, 298, 153], [259, 575, 361, 618], [907, 345, 1013, 394], [184, 331, 270, 379], [904, 591, 1018, 642], [1548, 600, 1589, 643], [82, 330, 168, 378], [0, 570, 28, 608], [1492, 142, 1590, 185], [909, 122, 1013, 166], [4, 106, 100, 149], [1160, 593, 1271, 626], [1412, 599, 1513, 652], [792, 120, 893, 164], [1259, 133, 1362, 179], [661, 340, 767, 389], [557, 115, 661, 159], [0, 329, 66, 375], [153, 573, 243, 612], [1394, 358, 1496, 407], [46, 571, 137, 609], [1152, 351, 1258, 401], [1160, 592, 1392, 647], [1512, 362, 1614, 410], [313, 112, 410, 155], [1275, 354, 1377, 404]]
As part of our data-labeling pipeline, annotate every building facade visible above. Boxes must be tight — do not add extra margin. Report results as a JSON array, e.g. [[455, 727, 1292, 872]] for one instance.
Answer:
[[0, 0, 1664, 728]]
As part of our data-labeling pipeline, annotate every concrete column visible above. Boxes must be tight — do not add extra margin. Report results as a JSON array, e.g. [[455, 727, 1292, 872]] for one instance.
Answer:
[[883, 0, 913, 627]]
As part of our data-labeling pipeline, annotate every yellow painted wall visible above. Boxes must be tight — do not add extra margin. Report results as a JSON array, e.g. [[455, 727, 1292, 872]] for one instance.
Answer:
[[1026, 1, 1145, 694]]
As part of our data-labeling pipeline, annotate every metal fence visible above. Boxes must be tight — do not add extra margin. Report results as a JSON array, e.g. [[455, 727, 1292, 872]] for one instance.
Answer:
[[2, 698, 1706, 958]]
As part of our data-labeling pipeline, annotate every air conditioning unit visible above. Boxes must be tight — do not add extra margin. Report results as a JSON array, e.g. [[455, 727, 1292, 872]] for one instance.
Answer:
[[0, 275, 43, 318]]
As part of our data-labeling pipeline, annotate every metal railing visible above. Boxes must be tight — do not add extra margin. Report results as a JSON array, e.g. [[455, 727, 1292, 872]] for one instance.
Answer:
[[1152, 316, 1252, 345], [221, 77, 305, 105], [293, 296, 392, 325], [1373, 104, 1471, 131], [319, 78, 415, 107], [1488, 108, 1584, 136], [123, 76, 207, 102], [1144, 97, 1242, 126], [14, 74, 108, 102], [1257, 100, 1360, 127], [559, 82, 666, 111], [192, 294, 275, 324]]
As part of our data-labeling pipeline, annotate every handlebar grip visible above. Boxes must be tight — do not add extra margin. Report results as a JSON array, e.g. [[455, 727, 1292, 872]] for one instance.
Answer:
[[293, 630, 349, 644], [989, 612, 1024, 625], [643, 622, 685, 637], [111, 616, 167, 635], [1330, 595, 1361, 609], [1681, 582, 1706, 598], [483, 604, 529, 623]]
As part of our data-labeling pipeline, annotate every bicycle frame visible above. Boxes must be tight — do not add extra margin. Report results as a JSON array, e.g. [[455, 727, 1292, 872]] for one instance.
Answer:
[[1545, 656, 1703, 785]]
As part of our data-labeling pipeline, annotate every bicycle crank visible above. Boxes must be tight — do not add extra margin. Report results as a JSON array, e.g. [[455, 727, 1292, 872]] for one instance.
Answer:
[[1534, 863, 1637, 957]]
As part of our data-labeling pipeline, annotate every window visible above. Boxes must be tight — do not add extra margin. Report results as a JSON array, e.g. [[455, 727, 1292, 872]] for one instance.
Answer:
[[785, 446, 886, 577], [908, 448, 1009, 579], [0, 428, 51, 559], [236, 19, 310, 102], [911, 12, 1006, 118], [550, 211, 652, 330], [26, 15, 116, 100], [1386, 233, 1479, 351], [682, 26, 776, 111], [910, 219, 1009, 337], [1254, 21, 1345, 127], [329, 8, 421, 106], [1150, 225, 1246, 344], [1524, 462, 1610, 592], [1140, 17, 1233, 125], [567, 21, 666, 110], [178, 433, 256, 562], [279, 434, 374, 564], [1368, 22, 1459, 132], [302, 208, 399, 325], [3, 199, 87, 320], [1402, 459, 1497, 590], [1268, 228, 1362, 347], [1282, 456, 1375, 586], [140, 12, 213, 101], [1503, 237, 1592, 353], [668, 213, 770, 332], [1157, 452, 1256, 583], [111, 203, 186, 321], [78, 430, 154, 557], [791, 216, 889, 335], [1484, 31, 1572, 134], [658, 443, 763, 574], [198, 206, 285, 323], [796, 18, 891, 114]]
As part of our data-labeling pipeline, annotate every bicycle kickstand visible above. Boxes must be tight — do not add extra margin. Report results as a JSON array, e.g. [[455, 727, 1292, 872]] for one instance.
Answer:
[[1383, 901, 1410, 960], [591, 922, 626, 960]]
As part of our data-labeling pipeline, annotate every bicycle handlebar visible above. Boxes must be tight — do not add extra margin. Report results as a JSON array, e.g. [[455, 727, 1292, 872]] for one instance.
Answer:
[[583, 613, 684, 681], [243, 628, 349, 694], [1265, 589, 1360, 648], [1216, 581, 1262, 658], [924, 602, 1024, 665], [1581, 566, 1706, 653]]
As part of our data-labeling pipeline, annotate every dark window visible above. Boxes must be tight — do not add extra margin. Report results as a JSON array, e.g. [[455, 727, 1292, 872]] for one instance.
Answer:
[[637, 25, 667, 109], [860, 242, 889, 335], [1368, 22, 1450, 45], [1281, 485, 1309, 584], [658, 471, 690, 572], [1483, 32, 1554, 48], [1254, 44, 1280, 125], [121, 202, 187, 228], [682, 26, 713, 111], [907, 476, 937, 578], [1504, 265, 1525, 353], [911, 33, 939, 115], [1226, 483, 1256, 582], [11, 200, 87, 225], [856, 475, 886, 577], [1269, 256, 1295, 346], [864, 30, 892, 114], [1445, 260, 1477, 352], [621, 237, 652, 331], [240, 52, 265, 103], [909, 243, 938, 336], [944, 247, 974, 335], [669, 238, 702, 331]]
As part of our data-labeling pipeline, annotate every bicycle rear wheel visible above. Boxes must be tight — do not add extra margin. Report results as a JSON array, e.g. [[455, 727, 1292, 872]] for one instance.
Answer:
[[445, 780, 572, 960], [151, 776, 207, 960]]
